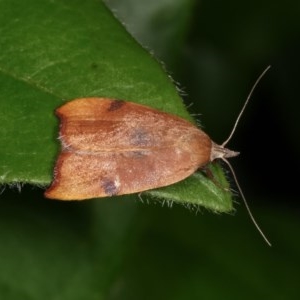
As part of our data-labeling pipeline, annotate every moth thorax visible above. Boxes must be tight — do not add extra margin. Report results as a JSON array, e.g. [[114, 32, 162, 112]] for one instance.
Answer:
[[210, 142, 240, 162]]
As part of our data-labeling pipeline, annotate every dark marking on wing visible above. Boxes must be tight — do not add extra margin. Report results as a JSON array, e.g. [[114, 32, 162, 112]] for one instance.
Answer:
[[130, 128, 152, 146], [101, 178, 119, 196], [108, 100, 125, 112]]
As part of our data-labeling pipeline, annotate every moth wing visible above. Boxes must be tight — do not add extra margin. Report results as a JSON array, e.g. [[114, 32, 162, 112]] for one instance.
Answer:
[[56, 98, 207, 152], [45, 146, 205, 200], [45, 98, 212, 200]]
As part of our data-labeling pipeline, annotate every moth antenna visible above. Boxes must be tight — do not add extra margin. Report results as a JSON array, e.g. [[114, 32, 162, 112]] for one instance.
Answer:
[[222, 66, 271, 147], [222, 157, 272, 246]]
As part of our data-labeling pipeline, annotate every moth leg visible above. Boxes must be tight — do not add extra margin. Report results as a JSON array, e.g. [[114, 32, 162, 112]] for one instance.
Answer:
[[202, 163, 230, 192], [137, 192, 144, 203]]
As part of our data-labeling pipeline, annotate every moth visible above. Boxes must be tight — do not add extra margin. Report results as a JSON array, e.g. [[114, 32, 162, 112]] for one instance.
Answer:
[[45, 67, 271, 245], [45, 97, 239, 200]]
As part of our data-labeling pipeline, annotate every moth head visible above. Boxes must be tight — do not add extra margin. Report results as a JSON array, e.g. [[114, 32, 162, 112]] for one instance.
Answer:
[[210, 142, 239, 162]]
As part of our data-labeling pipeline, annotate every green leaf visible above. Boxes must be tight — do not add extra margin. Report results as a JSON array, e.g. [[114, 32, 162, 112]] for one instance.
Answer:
[[148, 163, 233, 212], [0, 0, 232, 212]]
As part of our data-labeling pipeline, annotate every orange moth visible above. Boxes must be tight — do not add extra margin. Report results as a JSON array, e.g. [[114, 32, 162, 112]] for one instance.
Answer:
[[45, 67, 271, 245], [45, 98, 237, 199]]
